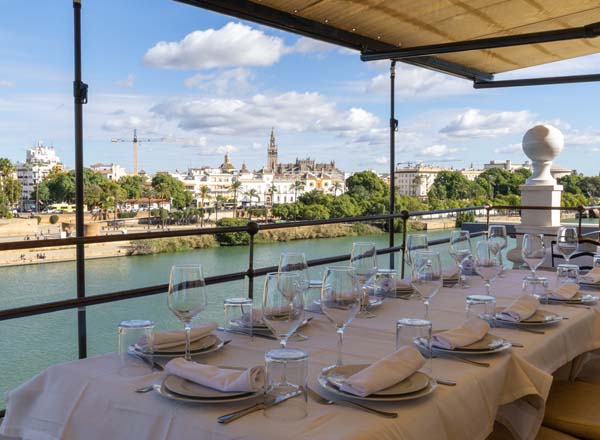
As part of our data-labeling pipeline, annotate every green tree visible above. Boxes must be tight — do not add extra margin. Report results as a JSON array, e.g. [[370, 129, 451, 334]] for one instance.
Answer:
[[198, 185, 209, 226], [428, 171, 473, 201], [328, 194, 361, 218], [0, 158, 21, 215], [331, 181, 343, 198], [151, 172, 192, 210], [119, 175, 147, 199], [300, 204, 330, 220]]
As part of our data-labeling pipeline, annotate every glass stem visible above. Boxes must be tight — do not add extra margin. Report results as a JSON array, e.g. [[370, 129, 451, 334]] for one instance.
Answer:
[[485, 281, 491, 296], [184, 321, 192, 362], [336, 329, 344, 366], [424, 300, 430, 320]]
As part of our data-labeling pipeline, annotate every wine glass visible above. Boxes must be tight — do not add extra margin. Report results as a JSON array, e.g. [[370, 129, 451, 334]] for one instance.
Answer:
[[410, 251, 442, 319], [320, 266, 362, 367], [522, 234, 546, 278], [167, 265, 208, 361], [278, 252, 310, 294], [406, 234, 428, 268], [488, 225, 508, 277], [449, 230, 472, 288], [556, 226, 578, 264], [350, 242, 378, 318], [474, 240, 503, 297], [262, 272, 304, 350]]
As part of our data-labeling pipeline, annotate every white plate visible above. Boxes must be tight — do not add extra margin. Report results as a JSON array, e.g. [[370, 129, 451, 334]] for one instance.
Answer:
[[155, 378, 261, 404], [494, 309, 563, 327], [133, 335, 226, 358], [324, 364, 430, 396], [418, 335, 512, 355], [164, 374, 253, 399], [543, 293, 599, 305], [317, 369, 436, 402]]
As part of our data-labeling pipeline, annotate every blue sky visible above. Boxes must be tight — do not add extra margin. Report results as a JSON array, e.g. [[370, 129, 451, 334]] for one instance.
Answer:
[[1, 0, 600, 175]]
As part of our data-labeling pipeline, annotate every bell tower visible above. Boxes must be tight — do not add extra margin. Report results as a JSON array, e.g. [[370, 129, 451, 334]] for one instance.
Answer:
[[267, 128, 278, 172]]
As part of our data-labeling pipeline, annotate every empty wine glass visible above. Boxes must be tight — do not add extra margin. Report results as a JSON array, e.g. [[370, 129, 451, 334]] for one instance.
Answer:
[[410, 251, 442, 319], [556, 226, 579, 264], [167, 265, 208, 361], [350, 242, 378, 319], [406, 234, 428, 268], [522, 234, 546, 278], [262, 272, 304, 350], [449, 230, 472, 288], [474, 240, 503, 297], [320, 266, 362, 367], [279, 252, 310, 290], [488, 225, 508, 277]]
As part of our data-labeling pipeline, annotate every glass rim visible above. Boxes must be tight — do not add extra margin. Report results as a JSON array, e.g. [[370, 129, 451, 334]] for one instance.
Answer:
[[352, 241, 376, 246], [412, 249, 440, 256], [323, 265, 355, 272], [170, 264, 204, 270], [265, 347, 308, 361], [466, 294, 496, 303], [407, 233, 428, 237], [396, 318, 432, 327], [224, 297, 253, 304], [265, 271, 301, 278], [118, 319, 154, 329], [279, 252, 306, 258]]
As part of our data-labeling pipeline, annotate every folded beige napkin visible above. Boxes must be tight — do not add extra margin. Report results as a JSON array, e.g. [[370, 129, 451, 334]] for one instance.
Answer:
[[165, 358, 265, 392], [395, 277, 414, 292], [498, 295, 539, 322], [549, 283, 578, 300], [582, 268, 600, 284], [241, 308, 263, 326], [140, 322, 218, 351], [339, 345, 425, 397], [432, 318, 489, 349], [443, 265, 460, 279]]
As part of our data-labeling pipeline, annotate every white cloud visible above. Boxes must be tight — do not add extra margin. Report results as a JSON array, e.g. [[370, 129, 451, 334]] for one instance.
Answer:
[[494, 143, 522, 154], [117, 74, 135, 88], [151, 91, 379, 137], [184, 143, 238, 156], [291, 37, 337, 54], [440, 109, 535, 138], [184, 68, 254, 95], [144, 22, 286, 70], [101, 115, 152, 132], [374, 156, 389, 164], [499, 53, 600, 79], [419, 144, 461, 157], [0, 79, 15, 88], [365, 65, 472, 98]]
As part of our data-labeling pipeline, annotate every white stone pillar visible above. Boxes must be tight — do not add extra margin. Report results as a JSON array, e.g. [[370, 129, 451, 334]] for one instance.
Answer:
[[507, 125, 564, 268]]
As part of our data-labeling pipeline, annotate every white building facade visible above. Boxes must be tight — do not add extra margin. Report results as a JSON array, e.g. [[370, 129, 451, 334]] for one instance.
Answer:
[[16, 142, 62, 208], [90, 163, 127, 181], [394, 164, 483, 198]]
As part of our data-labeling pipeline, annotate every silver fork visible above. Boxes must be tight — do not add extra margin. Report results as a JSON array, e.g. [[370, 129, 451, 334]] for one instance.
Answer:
[[307, 387, 397, 418]]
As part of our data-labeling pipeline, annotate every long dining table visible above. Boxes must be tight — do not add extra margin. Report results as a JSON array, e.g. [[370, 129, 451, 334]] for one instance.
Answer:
[[2, 269, 600, 440]]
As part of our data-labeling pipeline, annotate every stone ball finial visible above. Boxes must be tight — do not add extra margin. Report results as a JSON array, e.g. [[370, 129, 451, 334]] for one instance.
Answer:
[[522, 124, 564, 185]]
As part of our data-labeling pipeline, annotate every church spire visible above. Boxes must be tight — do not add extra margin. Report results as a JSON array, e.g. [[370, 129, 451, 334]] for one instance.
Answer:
[[267, 127, 278, 172]]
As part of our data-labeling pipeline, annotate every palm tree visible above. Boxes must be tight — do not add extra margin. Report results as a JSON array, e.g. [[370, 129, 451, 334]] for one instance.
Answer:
[[331, 181, 343, 198], [267, 184, 278, 222], [229, 180, 242, 218], [244, 189, 259, 220], [290, 179, 304, 203], [199, 185, 209, 227], [214, 195, 225, 223]]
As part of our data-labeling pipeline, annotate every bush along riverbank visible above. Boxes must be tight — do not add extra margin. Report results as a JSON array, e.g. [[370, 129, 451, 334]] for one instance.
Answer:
[[129, 221, 384, 254]]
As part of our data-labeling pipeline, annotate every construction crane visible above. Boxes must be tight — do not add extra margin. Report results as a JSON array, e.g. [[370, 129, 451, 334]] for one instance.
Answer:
[[111, 129, 202, 175]]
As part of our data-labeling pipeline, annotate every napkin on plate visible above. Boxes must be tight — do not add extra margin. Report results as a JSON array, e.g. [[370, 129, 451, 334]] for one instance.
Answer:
[[432, 318, 489, 349], [139, 322, 218, 351], [549, 283, 579, 300], [165, 358, 264, 392], [498, 295, 539, 322], [339, 345, 425, 397], [241, 308, 264, 327], [582, 268, 600, 284]]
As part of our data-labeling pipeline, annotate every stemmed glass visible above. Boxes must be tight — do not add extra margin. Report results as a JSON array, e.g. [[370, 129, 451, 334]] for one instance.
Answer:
[[350, 242, 378, 319], [320, 266, 362, 367], [449, 230, 472, 288], [262, 272, 304, 350], [473, 240, 503, 297], [167, 265, 208, 361], [488, 225, 508, 277], [522, 234, 546, 278], [410, 251, 443, 319], [278, 252, 310, 292], [556, 226, 579, 264], [406, 234, 428, 269]]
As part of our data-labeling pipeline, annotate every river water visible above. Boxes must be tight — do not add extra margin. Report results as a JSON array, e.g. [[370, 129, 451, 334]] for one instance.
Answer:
[[0, 229, 498, 404]]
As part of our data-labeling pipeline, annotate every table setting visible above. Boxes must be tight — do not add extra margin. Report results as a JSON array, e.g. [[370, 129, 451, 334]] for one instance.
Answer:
[[3, 232, 600, 440]]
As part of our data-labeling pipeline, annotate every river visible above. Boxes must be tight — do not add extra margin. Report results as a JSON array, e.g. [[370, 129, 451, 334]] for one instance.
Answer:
[[0, 229, 500, 404]]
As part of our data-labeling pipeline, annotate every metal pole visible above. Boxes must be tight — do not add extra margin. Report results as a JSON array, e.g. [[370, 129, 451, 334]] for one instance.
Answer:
[[389, 61, 397, 269], [73, 0, 88, 359], [486, 205, 491, 230], [400, 210, 409, 279], [247, 221, 259, 299]]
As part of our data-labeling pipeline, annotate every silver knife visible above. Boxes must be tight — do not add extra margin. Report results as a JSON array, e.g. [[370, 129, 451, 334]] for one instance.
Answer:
[[218, 390, 302, 424]]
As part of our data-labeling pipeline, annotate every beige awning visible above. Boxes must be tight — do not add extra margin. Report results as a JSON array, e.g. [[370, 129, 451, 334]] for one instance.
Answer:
[[249, 0, 600, 75]]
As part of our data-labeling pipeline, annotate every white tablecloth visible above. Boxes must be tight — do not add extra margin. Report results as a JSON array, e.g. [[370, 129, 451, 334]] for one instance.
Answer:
[[2, 270, 600, 440]]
